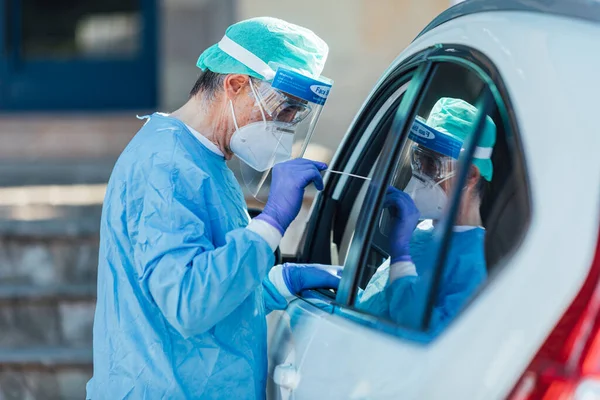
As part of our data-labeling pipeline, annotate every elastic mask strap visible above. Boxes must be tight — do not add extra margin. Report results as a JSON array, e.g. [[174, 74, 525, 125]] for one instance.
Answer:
[[412, 170, 453, 190], [229, 100, 240, 131], [436, 171, 455, 186], [248, 78, 267, 123], [433, 172, 456, 193]]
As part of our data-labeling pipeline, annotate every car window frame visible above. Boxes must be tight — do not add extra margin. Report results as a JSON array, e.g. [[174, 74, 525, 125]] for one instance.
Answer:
[[302, 44, 531, 341], [296, 49, 436, 268], [334, 61, 436, 306]]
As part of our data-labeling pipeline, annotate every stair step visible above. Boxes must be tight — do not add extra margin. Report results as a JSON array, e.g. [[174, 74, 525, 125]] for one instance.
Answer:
[[0, 158, 116, 187], [0, 348, 92, 399], [0, 347, 92, 367], [0, 296, 94, 349], [0, 205, 101, 238], [0, 236, 98, 286], [0, 284, 96, 302], [0, 367, 92, 400]]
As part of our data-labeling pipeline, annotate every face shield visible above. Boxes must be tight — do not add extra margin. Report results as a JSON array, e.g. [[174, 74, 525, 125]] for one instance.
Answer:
[[233, 67, 333, 200], [395, 118, 463, 220]]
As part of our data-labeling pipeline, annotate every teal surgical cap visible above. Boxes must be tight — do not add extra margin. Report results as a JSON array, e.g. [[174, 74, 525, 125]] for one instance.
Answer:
[[196, 17, 329, 81], [426, 97, 496, 181]]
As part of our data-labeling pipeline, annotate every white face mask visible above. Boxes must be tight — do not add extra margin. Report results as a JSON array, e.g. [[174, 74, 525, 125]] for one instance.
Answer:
[[404, 171, 451, 220], [229, 80, 295, 172]]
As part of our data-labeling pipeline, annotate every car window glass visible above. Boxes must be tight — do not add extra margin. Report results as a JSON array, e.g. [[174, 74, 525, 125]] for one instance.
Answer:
[[330, 80, 410, 267], [349, 60, 529, 336], [334, 156, 380, 266], [299, 81, 410, 271]]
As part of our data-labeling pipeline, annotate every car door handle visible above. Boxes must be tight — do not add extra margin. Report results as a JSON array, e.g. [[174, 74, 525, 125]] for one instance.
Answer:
[[273, 363, 300, 390]]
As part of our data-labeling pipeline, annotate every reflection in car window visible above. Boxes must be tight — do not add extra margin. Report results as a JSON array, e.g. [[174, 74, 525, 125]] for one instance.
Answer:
[[350, 61, 529, 336], [317, 83, 410, 268]]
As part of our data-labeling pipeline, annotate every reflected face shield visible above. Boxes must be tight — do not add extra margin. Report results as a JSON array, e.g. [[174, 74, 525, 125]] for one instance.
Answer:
[[410, 145, 456, 182], [235, 67, 333, 200], [403, 146, 456, 220], [396, 118, 462, 187], [395, 118, 463, 219]]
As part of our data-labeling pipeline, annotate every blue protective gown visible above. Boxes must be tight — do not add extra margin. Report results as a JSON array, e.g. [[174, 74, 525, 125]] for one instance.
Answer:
[[356, 224, 487, 333], [87, 113, 286, 400]]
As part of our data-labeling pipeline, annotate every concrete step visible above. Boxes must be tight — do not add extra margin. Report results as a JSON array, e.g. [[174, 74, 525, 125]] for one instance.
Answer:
[[0, 197, 100, 399], [0, 285, 95, 350], [0, 362, 92, 400], [0, 160, 116, 187], [0, 204, 101, 288], [0, 205, 101, 239], [0, 284, 96, 399], [0, 237, 99, 287], [0, 349, 92, 400], [0, 347, 92, 367], [0, 284, 96, 302], [0, 115, 140, 162]]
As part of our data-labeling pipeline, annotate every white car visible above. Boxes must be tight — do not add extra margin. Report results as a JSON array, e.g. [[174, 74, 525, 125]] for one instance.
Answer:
[[266, 1, 600, 399]]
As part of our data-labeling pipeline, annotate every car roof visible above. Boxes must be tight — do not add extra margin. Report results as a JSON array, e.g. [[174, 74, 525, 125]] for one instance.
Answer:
[[416, 0, 600, 40]]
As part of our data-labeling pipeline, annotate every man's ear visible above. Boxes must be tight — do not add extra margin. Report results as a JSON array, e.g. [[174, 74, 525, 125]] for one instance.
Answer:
[[224, 74, 249, 100], [468, 165, 481, 188]]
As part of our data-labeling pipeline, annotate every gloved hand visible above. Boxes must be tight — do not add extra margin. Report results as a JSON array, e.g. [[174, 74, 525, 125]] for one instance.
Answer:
[[257, 158, 327, 234], [384, 186, 420, 263], [282, 263, 342, 295]]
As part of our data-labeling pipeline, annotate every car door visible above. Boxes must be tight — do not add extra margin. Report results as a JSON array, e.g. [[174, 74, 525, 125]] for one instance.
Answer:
[[267, 39, 534, 400], [267, 9, 600, 400]]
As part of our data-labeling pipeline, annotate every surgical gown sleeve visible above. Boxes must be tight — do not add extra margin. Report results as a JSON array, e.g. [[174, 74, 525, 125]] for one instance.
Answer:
[[386, 254, 486, 331], [261, 277, 288, 313], [135, 160, 275, 338], [354, 264, 392, 319]]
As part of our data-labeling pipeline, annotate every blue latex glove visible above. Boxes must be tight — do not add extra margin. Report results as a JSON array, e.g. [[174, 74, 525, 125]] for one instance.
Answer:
[[257, 158, 327, 234], [384, 186, 420, 263], [282, 263, 342, 295]]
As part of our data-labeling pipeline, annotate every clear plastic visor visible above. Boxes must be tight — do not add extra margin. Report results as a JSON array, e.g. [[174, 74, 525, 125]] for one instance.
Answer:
[[239, 69, 332, 202], [410, 145, 456, 182]]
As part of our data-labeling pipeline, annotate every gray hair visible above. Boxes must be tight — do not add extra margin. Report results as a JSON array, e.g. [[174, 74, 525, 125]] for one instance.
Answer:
[[189, 70, 227, 100]]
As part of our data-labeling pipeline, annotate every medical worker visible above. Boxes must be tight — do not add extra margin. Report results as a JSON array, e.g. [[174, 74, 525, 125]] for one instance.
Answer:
[[356, 97, 496, 333], [87, 17, 340, 399]]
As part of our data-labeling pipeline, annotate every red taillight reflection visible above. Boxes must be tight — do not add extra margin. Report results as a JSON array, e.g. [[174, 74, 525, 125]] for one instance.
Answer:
[[509, 226, 600, 400]]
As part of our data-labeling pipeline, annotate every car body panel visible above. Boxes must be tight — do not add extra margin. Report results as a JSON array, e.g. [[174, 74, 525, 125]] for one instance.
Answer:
[[268, 10, 600, 400], [417, 0, 600, 40]]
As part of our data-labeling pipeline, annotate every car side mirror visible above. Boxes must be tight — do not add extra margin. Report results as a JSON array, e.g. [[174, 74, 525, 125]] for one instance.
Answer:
[[247, 207, 283, 266]]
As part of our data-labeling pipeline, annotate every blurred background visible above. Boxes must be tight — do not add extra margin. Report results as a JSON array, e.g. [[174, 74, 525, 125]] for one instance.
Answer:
[[0, 0, 458, 398]]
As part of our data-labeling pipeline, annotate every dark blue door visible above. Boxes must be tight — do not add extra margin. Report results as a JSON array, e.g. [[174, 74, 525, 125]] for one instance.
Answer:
[[0, 0, 157, 111]]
